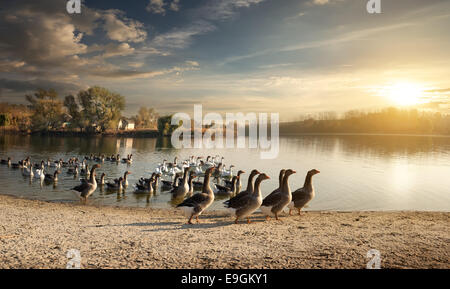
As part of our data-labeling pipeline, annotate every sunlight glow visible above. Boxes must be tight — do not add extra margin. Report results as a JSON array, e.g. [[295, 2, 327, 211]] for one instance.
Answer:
[[385, 82, 426, 106]]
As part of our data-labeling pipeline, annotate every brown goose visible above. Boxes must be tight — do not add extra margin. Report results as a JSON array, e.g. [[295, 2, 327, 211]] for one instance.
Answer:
[[176, 167, 215, 224], [186, 171, 197, 197], [114, 171, 131, 187], [44, 170, 61, 183], [226, 173, 270, 224], [224, 170, 245, 192], [72, 164, 101, 202], [214, 176, 239, 197], [171, 167, 190, 198], [223, 169, 260, 207], [260, 169, 296, 220], [288, 169, 320, 215], [267, 169, 285, 196]]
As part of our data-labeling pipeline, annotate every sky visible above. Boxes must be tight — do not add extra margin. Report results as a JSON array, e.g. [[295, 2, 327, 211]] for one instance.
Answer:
[[0, 0, 449, 120]]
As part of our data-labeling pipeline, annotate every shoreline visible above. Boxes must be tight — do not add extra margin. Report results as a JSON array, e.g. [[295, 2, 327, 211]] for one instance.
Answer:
[[0, 195, 448, 269]]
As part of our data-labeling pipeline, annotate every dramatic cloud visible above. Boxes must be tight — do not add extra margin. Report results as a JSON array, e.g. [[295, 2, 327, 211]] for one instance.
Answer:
[[146, 0, 166, 15]]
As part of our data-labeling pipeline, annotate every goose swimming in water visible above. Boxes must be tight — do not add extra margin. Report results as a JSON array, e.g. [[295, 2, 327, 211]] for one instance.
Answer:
[[226, 173, 270, 224], [114, 171, 131, 187], [44, 170, 60, 183], [176, 167, 215, 224], [67, 165, 79, 175], [72, 164, 101, 202], [288, 169, 320, 215], [106, 177, 123, 191], [214, 176, 239, 197], [22, 163, 34, 178], [170, 167, 190, 198], [224, 170, 245, 192], [260, 169, 296, 220]]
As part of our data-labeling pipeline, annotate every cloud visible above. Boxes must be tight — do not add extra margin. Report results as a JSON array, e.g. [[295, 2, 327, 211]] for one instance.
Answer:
[[146, 0, 180, 15], [102, 10, 147, 43], [146, 0, 166, 15], [198, 0, 265, 21], [152, 21, 216, 49]]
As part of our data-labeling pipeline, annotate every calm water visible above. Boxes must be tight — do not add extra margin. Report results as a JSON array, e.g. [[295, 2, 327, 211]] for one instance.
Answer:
[[0, 134, 449, 211]]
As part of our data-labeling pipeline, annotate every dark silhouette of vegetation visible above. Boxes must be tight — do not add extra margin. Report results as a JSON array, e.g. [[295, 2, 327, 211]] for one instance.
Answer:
[[157, 115, 180, 136], [281, 107, 450, 135]]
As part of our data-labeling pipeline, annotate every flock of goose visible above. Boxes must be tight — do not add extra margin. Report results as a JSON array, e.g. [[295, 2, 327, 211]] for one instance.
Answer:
[[0, 154, 320, 224]]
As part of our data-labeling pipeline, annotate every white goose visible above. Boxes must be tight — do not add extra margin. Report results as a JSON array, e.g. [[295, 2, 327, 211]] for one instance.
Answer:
[[22, 163, 34, 178]]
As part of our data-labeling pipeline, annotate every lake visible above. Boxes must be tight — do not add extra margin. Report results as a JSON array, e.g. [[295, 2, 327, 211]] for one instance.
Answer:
[[0, 133, 449, 212]]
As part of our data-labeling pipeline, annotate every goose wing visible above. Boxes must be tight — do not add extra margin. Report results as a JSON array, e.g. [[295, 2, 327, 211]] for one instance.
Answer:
[[177, 193, 208, 208], [72, 182, 89, 193], [262, 191, 282, 207]]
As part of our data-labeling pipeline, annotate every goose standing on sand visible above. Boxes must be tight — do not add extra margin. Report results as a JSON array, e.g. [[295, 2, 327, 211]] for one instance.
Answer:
[[223, 169, 260, 207], [268, 169, 285, 196], [226, 173, 270, 224], [260, 169, 296, 220], [288, 169, 320, 215], [72, 164, 101, 202], [176, 167, 215, 224]]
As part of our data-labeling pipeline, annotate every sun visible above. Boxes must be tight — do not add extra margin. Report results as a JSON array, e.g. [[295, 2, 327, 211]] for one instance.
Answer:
[[385, 82, 425, 106]]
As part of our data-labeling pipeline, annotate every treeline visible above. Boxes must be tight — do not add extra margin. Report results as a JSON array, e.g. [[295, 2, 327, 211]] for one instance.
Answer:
[[0, 87, 159, 133], [280, 107, 450, 135]]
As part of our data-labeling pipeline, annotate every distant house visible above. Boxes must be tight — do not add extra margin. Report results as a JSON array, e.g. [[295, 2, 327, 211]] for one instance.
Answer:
[[118, 119, 135, 130]]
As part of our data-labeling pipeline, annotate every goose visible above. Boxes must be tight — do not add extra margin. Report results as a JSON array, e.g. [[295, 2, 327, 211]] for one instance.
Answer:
[[106, 177, 123, 191], [138, 173, 156, 186], [221, 165, 235, 179], [134, 176, 155, 194], [170, 167, 190, 198], [1, 157, 11, 166], [176, 167, 215, 224], [224, 170, 245, 192], [44, 170, 61, 183], [122, 154, 133, 164], [260, 169, 296, 220], [35, 165, 45, 181], [226, 173, 270, 224], [186, 171, 197, 197], [288, 169, 320, 215], [214, 176, 239, 197], [80, 163, 90, 178], [114, 171, 131, 187], [223, 169, 260, 207], [161, 173, 181, 190], [267, 169, 286, 197], [72, 164, 101, 202], [22, 163, 34, 178], [67, 165, 79, 175], [97, 173, 106, 186], [213, 163, 223, 179]]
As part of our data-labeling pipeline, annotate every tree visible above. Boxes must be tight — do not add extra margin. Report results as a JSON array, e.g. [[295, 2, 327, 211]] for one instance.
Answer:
[[157, 115, 180, 136], [25, 89, 65, 131], [135, 106, 158, 128], [76, 86, 125, 132]]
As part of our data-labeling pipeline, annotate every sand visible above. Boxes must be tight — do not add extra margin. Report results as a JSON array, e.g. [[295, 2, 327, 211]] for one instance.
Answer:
[[0, 194, 448, 269]]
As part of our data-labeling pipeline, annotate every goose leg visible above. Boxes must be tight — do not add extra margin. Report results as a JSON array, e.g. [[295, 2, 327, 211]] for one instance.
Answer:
[[234, 217, 239, 224], [289, 209, 292, 216], [187, 215, 194, 225], [275, 212, 279, 221], [196, 215, 200, 223], [298, 208, 302, 216], [247, 217, 251, 224], [265, 215, 270, 221]]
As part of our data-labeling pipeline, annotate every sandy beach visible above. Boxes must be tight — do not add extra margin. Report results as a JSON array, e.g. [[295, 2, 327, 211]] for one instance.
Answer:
[[0, 194, 448, 269]]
